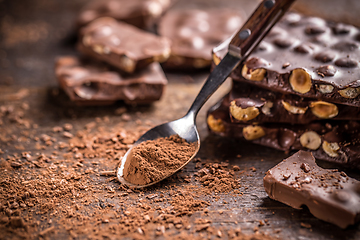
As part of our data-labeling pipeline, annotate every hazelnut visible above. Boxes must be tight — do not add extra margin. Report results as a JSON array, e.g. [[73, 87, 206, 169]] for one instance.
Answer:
[[242, 65, 267, 81], [309, 101, 338, 118], [300, 131, 321, 150], [153, 49, 171, 63], [92, 44, 105, 54], [261, 101, 273, 116], [242, 125, 265, 141], [120, 55, 136, 73], [322, 141, 340, 157], [317, 84, 334, 94], [289, 68, 312, 94], [338, 87, 360, 99], [230, 101, 260, 121], [207, 115, 225, 133], [281, 101, 308, 114]]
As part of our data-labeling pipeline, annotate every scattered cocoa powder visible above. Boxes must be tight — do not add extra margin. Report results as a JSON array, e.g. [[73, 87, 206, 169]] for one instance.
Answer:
[[123, 135, 197, 185]]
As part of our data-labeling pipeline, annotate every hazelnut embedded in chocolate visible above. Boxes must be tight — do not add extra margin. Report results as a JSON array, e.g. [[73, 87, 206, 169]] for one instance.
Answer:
[[289, 68, 312, 94], [309, 101, 338, 119], [229, 100, 260, 122], [335, 58, 358, 68], [281, 101, 308, 114], [338, 87, 360, 99], [316, 65, 337, 77], [300, 131, 322, 150], [322, 141, 340, 157], [242, 125, 265, 141], [207, 115, 225, 133], [241, 57, 269, 81], [314, 51, 336, 63]]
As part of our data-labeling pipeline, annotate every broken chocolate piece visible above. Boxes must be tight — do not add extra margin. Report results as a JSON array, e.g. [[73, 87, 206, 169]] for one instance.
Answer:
[[158, 8, 244, 69], [263, 151, 360, 229], [55, 56, 167, 105], [78, 17, 171, 73], [207, 95, 360, 169], [212, 12, 360, 107], [77, 0, 174, 30], [227, 81, 360, 124]]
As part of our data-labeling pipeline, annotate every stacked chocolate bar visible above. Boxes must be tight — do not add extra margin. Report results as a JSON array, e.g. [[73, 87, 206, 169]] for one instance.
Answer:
[[208, 12, 360, 169], [56, 0, 245, 105], [56, 0, 175, 105]]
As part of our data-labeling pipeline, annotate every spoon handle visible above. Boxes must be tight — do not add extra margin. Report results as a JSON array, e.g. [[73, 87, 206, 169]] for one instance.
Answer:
[[186, 0, 295, 119]]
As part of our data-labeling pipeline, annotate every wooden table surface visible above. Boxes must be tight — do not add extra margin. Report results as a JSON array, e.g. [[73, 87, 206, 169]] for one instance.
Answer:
[[1, 0, 359, 239]]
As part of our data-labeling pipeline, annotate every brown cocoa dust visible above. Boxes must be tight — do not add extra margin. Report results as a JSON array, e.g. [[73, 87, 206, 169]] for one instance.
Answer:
[[123, 135, 197, 185]]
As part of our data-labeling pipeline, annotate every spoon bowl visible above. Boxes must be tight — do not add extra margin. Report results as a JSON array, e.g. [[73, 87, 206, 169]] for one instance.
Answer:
[[117, 114, 200, 188]]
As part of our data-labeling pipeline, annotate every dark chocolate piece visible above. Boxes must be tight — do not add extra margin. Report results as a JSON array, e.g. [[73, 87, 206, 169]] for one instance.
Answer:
[[228, 81, 360, 124], [264, 150, 360, 229], [158, 9, 244, 69], [78, 17, 171, 73], [55, 56, 167, 105], [212, 12, 360, 107], [207, 95, 360, 169], [77, 0, 174, 30]]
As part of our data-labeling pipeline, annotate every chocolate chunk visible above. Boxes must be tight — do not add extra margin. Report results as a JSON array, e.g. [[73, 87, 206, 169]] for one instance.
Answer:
[[158, 9, 244, 69], [207, 95, 360, 169], [316, 65, 336, 77], [264, 151, 360, 228], [335, 58, 358, 68], [55, 56, 167, 105], [78, 17, 171, 73], [314, 51, 336, 63], [77, 0, 174, 30], [212, 12, 360, 107]]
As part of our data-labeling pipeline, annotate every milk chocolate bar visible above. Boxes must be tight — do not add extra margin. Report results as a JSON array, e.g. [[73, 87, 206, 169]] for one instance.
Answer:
[[77, 0, 174, 30], [207, 96, 360, 169], [213, 12, 360, 107], [264, 150, 360, 229], [229, 81, 360, 124], [78, 17, 171, 73], [158, 9, 243, 70], [55, 56, 167, 105]]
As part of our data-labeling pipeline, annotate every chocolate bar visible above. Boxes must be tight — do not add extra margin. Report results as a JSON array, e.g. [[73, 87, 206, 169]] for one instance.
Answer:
[[78, 17, 171, 73], [207, 96, 360, 169], [55, 56, 167, 105], [263, 150, 360, 229], [228, 81, 360, 124], [213, 12, 360, 107], [158, 9, 243, 69], [77, 0, 174, 30]]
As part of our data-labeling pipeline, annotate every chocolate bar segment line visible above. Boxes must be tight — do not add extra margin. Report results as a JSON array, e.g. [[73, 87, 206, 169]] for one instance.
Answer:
[[263, 150, 360, 229], [78, 17, 171, 73]]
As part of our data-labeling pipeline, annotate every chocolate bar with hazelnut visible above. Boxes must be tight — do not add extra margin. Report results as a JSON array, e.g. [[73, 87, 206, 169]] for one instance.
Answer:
[[158, 9, 244, 70], [264, 150, 360, 229], [212, 12, 360, 107], [78, 17, 171, 73], [77, 0, 174, 30], [228, 81, 360, 124], [55, 56, 167, 105], [207, 96, 360, 169]]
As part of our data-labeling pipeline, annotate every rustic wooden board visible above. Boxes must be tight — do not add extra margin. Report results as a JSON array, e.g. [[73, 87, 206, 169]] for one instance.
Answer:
[[1, 0, 359, 239]]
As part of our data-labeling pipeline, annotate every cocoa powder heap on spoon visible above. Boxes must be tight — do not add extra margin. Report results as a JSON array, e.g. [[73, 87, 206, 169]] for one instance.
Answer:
[[123, 134, 197, 186]]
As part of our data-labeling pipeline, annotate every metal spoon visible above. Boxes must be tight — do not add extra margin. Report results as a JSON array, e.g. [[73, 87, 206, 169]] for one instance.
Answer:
[[118, 0, 295, 188]]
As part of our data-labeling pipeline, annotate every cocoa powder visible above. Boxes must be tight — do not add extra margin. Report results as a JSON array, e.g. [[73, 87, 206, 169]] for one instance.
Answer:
[[123, 134, 197, 185]]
